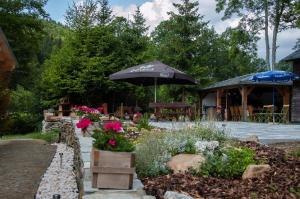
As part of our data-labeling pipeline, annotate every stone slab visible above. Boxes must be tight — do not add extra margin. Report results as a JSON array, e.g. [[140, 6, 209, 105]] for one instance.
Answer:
[[150, 121, 300, 143]]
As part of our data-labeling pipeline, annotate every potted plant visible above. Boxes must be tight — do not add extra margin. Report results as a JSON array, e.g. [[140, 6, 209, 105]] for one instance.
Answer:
[[91, 121, 135, 189], [74, 106, 102, 136]]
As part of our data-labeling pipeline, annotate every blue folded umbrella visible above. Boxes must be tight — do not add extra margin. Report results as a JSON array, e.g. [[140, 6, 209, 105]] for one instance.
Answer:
[[249, 70, 300, 82], [249, 70, 299, 123]]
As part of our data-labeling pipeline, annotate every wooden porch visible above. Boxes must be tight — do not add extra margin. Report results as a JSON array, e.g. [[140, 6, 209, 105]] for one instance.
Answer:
[[199, 74, 293, 123]]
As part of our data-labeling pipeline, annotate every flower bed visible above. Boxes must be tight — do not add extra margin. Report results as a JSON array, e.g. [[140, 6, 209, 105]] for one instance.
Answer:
[[142, 141, 300, 199]]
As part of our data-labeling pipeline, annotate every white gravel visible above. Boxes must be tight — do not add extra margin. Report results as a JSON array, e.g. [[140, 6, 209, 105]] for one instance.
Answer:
[[36, 143, 79, 199]]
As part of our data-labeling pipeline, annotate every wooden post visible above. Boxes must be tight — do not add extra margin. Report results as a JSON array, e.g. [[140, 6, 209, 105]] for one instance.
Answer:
[[58, 104, 63, 117], [239, 86, 254, 121], [276, 87, 290, 105], [120, 103, 124, 119], [216, 89, 222, 108], [240, 87, 248, 121]]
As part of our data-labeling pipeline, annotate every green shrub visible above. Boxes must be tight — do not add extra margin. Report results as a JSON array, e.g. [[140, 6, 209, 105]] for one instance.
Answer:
[[135, 125, 227, 177], [2, 112, 40, 134], [136, 113, 151, 130], [290, 149, 300, 158], [200, 147, 256, 178], [135, 131, 171, 177], [2, 85, 41, 134]]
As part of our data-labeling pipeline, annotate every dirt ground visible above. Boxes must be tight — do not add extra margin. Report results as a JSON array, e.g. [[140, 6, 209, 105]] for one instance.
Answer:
[[0, 140, 56, 199], [269, 141, 300, 154]]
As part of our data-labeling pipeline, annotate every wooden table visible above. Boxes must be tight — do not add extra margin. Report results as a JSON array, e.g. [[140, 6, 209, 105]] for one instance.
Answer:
[[149, 102, 192, 121]]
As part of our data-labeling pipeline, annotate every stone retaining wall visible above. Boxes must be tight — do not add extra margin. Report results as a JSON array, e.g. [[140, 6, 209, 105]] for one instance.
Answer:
[[59, 119, 84, 199]]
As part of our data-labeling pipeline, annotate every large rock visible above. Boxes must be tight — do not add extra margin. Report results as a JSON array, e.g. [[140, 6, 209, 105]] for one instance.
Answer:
[[242, 164, 271, 179], [164, 191, 195, 199], [244, 135, 259, 143], [167, 154, 205, 174]]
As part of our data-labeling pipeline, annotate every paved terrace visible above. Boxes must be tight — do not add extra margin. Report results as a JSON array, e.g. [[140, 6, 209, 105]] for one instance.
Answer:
[[150, 121, 300, 144]]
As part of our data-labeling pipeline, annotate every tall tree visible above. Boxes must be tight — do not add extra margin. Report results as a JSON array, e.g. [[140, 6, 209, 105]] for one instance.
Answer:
[[97, 0, 113, 25], [0, 0, 48, 87], [131, 6, 149, 36], [215, 0, 299, 70], [163, 0, 207, 72], [65, 0, 97, 31]]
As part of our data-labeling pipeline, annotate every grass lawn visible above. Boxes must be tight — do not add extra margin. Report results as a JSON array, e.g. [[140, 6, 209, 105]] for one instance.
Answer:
[[1, 131, 59, 143]]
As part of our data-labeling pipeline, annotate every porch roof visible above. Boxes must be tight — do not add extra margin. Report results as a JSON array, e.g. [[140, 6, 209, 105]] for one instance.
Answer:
[[282, 49, 300, 62], [201, 73, 292, 91]]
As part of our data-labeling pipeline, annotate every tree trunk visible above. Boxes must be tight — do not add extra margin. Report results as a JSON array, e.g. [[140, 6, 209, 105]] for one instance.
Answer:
[[271, 0, 285, 70], [264, 0, 270, 69], [271, 24, 278, 70]]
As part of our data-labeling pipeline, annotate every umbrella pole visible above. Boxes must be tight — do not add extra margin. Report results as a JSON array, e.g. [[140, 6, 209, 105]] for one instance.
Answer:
[[272, 86, 275, 123], [154, 77, 157, 103]]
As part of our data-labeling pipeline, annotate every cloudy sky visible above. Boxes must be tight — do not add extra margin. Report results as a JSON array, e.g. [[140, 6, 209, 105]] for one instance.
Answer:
[[45, 0, 300, 61]]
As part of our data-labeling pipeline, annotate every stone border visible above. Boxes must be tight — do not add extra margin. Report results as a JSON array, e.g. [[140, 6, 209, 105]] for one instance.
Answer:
[[59, 119, 84, 198]]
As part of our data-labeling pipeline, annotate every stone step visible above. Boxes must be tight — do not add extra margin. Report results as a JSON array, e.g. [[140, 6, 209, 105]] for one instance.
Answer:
[[83, 193, 155, 199]]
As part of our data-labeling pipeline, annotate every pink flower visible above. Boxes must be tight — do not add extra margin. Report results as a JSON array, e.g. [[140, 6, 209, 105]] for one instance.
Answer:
[[76, 118, 92, 129], [103, 121, 122, 132], [108, 139, 117, 146], [74, 105, 99, 113]]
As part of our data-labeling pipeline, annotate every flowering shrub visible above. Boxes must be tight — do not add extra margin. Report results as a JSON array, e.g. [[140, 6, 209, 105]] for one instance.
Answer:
[[92, 121, 134, 152], [103, 121, 122, 132], [73, 105, 102, 122], [194, 141, 219, 153], [76, 118, 92, 130]]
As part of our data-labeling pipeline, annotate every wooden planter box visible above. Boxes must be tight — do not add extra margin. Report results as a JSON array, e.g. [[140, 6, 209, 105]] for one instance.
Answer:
[[91, 148, 135, 189]]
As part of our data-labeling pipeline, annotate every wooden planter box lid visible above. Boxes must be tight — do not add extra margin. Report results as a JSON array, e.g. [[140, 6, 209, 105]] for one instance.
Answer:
[[91, 149, 135, 189]]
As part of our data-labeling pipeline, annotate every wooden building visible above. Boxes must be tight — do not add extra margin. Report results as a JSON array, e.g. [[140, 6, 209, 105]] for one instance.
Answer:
[[0, 28, 17, 117], [199, 74, 292, 122], [282, 49, 300, 123]]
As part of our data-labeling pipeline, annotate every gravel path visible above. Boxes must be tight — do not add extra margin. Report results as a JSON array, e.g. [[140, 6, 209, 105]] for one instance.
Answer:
[[0, 139, 56, 199], [36, 143, 79, 199]]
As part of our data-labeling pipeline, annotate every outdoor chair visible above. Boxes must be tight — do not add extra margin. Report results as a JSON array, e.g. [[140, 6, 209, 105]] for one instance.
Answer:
[[247, 105, 255, 121], [230, 106, 237, 121], [235, 106, 241, 121], [278, 105, 290, 123]]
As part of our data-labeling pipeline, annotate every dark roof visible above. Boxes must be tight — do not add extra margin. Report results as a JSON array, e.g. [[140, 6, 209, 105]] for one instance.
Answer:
[[282, 49, 300, 62], [201, 73, 292, 91]]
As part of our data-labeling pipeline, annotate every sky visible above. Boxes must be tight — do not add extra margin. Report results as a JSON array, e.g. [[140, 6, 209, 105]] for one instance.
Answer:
[[45, 0, 300, 62]]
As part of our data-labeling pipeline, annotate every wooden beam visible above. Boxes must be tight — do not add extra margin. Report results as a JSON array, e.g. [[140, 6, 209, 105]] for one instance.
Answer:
[[216, 89, 223, 108], [276, 87, 290, 105], [240, 87, 248, 121]]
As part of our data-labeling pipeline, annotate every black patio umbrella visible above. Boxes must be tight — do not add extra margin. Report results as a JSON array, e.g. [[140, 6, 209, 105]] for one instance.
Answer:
[[109, 61, 197, 102]]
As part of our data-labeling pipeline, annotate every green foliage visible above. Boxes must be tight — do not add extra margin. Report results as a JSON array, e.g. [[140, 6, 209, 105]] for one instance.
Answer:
[[135, 125, 227, 177], [2, 86, 41, 134], [136, 113, 151, 130], [200, 147, 256, 178], [0, 0, 48, 87], [1, 112, 40, 134], [92, 128, 135, 152], [135, 131, 171, 177], [2, 130, 59, 143], [290, 148, 300, 158]]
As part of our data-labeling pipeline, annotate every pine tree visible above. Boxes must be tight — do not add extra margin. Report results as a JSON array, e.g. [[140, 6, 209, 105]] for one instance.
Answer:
[[131, 6, 149, 36], [97, 0, 113, 25]]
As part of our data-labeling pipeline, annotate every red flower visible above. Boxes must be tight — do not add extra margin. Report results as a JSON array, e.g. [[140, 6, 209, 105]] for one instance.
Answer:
[[103, 121, 122, 132], [76, 118, 92, 129], [108, 139, 117, 146]]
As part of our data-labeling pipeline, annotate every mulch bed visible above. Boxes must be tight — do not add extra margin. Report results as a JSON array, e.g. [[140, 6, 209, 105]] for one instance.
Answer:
[[142, 141, 300, 199]]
